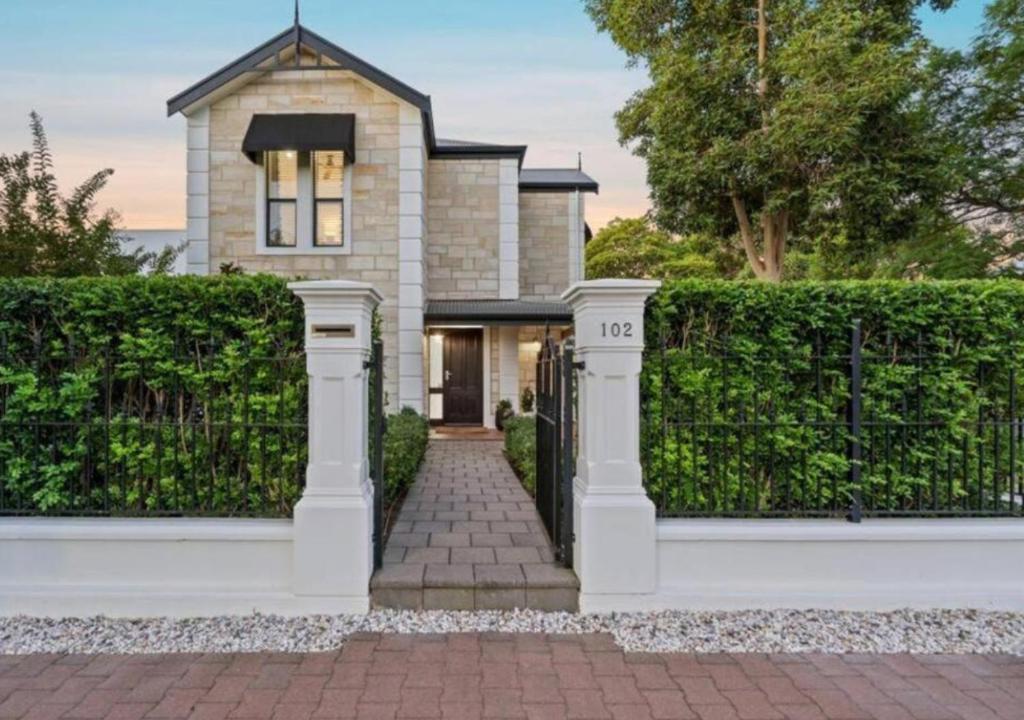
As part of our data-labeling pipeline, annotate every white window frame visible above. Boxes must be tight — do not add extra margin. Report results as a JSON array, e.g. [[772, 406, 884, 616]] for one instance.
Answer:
[[255, 151, 353, 255]]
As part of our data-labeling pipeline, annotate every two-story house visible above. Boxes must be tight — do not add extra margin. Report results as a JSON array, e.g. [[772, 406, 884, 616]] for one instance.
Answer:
[[167, 22, 598, 427]]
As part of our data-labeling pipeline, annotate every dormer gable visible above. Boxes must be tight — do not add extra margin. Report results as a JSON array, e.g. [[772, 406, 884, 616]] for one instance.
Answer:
[[166, 24, 436, 146]]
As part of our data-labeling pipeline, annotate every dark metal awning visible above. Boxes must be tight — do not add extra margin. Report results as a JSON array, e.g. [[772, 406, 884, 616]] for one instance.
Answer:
[[242, 113, 356, 163], [425, 299, 573, 326]]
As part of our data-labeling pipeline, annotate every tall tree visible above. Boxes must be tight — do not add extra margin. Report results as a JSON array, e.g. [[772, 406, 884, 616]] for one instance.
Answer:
[[927, 0, 1024, 234], [586, 0, 956, 281], [586, 217, 742, 279], [0, 113, 174, 277]]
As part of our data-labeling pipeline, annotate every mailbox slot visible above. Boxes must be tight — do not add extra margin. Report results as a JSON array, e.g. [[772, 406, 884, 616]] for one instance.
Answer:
[[311, 324, 356, 339]]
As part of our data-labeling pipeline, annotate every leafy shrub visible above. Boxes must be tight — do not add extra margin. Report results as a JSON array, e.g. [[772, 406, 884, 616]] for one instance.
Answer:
[[0, 275, 307, 517], [504, 415, 536, 495], [643, 280, 1024, 517], [382, 407, 429, 506]]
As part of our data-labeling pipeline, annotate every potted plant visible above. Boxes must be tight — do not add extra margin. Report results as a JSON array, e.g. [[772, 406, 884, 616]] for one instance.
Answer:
[[495, 399, 515, 430], [520, 387, 535, 414]]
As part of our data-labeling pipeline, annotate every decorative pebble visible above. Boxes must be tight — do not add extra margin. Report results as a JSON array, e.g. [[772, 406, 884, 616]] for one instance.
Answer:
[[1, 609, 1022, 655]]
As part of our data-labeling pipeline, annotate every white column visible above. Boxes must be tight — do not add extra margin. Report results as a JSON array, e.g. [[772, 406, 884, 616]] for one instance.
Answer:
[[288, 280, 383, 612], [568, 190, 585, 285], [499, 326, 520, 408], [563, 279, 661, 611], [498, 159, 520, 300], [185, 107, 210, 276], [398, 105, 426, 413]]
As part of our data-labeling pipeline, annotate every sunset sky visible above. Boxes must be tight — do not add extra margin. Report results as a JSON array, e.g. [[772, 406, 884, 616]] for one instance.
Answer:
[[0, 0, 988, 232]]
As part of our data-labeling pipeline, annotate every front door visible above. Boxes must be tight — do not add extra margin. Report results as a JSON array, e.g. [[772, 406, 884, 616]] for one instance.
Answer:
[[443, 330, 484, 425]]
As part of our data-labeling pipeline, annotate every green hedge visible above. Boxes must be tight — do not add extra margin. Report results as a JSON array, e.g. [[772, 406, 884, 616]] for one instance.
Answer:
[[643, 280, 1024, 517], [383, 407, 429, 506], [504, 415, 536, 495], [0, 276, 306, 517]]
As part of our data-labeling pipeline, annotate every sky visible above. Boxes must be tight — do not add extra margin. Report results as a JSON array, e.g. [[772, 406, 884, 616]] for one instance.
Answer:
[[0, 0, 991, 232]]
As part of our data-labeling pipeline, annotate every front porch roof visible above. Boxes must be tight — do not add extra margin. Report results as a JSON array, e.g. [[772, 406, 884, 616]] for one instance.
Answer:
[[425, 299, 572, 326]]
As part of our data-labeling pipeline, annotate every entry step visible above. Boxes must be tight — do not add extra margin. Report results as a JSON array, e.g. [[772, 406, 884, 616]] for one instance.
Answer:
[[370, 562, 579, 611]]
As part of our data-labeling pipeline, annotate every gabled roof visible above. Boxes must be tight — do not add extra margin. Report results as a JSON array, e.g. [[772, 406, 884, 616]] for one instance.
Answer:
[[166, 24, 436, 146], [519, 168, 599, 194], [166, 25, 600, 190]]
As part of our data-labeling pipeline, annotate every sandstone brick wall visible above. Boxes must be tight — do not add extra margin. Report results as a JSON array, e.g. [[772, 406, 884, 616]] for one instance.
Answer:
[[205, 67, 403, 405], [519, 193, 571, 300], [426, 159, 500, 299]]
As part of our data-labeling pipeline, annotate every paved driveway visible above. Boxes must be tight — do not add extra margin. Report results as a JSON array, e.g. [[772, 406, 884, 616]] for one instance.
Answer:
[[2, 634, 1023, 720]]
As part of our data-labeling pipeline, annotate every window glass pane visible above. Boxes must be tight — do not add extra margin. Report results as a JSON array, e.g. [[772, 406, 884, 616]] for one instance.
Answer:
[[315, 201, 343, 246], [267, 151, 298, 199], [268, 202, 296, 247], [315, 151, 344, 199], [429, 334, 444, 388]]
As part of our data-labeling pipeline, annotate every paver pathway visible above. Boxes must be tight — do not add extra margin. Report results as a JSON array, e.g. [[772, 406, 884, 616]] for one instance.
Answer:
[[371, 439, 578, 611], [3, 636, 1023, 720]]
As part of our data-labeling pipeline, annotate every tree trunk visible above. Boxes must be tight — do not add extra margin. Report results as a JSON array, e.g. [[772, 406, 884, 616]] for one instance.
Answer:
[[732, 0, 787, 282], [757, 0, 768, 102], [731, 192, 787, 282]]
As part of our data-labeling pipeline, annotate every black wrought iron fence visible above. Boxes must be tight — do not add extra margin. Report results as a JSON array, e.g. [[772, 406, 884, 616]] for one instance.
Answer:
[[641, 320, 1024, 519], [0, 337, 307, 517]]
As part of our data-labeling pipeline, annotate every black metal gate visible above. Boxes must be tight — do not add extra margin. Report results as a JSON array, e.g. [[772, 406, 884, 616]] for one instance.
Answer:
[[535, 334, 576, 567], [368, 340, 386, 570]]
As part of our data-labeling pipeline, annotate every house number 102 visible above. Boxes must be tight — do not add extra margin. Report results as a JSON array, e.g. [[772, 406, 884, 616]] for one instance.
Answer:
[[600, 322, 633, 338]]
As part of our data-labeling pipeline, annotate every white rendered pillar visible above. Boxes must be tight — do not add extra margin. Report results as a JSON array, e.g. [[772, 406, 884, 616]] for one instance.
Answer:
[[499, 326, 520, 408], [563, 279, 661, 611], [289, 280, 383, 612]]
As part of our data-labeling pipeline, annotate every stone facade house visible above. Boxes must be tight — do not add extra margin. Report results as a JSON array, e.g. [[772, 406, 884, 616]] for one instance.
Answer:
[[167, 23, 597, 426]]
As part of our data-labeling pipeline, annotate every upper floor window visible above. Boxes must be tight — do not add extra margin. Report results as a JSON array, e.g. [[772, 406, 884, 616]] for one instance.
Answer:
[[267, 151, 298, 248], [260, 149, 350, 254], [314, 151, 344, 247]]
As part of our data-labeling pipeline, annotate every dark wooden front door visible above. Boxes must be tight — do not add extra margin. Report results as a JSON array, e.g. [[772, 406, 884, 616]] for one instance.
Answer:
[[443, 330, 484, 425]]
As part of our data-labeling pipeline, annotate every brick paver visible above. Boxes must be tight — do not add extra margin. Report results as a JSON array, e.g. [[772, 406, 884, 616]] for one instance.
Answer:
[[371, 440, 578, 611], [3, 636, 1022, 720]]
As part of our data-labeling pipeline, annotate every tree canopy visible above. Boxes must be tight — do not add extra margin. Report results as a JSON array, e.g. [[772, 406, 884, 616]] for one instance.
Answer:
[[0, 113, 176, 277], [586, 0, 1022, 281], [586, 217, 742, 280], [927, 0, 1024, 234]]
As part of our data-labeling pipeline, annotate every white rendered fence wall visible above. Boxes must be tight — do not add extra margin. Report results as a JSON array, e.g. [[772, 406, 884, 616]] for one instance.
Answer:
[[563, 280, 1024, 614], [586, 519, 1024, 612], [0, 281, 383, 619], [0, 519, 304, 618]]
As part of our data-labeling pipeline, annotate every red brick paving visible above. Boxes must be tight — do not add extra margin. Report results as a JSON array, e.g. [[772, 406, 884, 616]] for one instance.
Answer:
[[2, 635, 1022, 720]]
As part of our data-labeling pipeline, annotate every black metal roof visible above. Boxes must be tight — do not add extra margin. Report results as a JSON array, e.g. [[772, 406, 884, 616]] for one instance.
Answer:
[[241, 114, 355, 163], [425, 299, 572, 325], [433, 138, 528, 165], [519, 169, 599, 194]]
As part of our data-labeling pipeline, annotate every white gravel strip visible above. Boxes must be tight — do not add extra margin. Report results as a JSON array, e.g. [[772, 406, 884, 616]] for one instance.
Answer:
[[2, 609, 1022, 656]]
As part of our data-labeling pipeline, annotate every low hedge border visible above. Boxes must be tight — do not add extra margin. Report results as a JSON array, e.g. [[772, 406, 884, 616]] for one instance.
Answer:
[[381, 407, 429, 530], [503, 415, 536, 496]]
